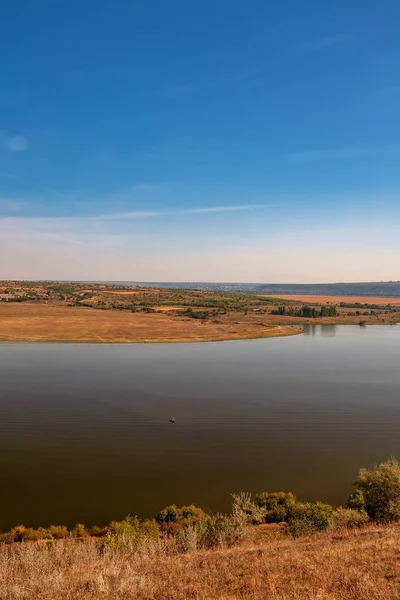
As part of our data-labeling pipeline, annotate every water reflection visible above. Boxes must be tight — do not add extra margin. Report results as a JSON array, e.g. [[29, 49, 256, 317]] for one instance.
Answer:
[[302, 324, 337, 337]]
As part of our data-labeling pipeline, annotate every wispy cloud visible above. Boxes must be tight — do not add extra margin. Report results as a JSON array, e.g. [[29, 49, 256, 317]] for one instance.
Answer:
[[301, 34, 350, 53], [8, 135, 30, 151], [0, 172, 20, 180], [0, 197, 28, 213], [0, 132, 30, 152], [181, 204, 274, 214], [161, 68, 265, 97], [93, 210, 162, 221], [0, 203, 274, 221]]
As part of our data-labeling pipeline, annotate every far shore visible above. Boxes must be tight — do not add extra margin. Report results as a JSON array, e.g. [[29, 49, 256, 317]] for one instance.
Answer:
[[1, 281, 400, 343], [0, 304, 301, 343]]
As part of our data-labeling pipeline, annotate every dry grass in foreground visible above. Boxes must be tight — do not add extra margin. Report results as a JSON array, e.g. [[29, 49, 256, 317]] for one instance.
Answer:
[[2, 524, 400, 600], [0, 303, 299, 343]]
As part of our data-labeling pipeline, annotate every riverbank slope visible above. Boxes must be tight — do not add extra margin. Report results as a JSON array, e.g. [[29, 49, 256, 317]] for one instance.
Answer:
[[2, 523, 398, 599]]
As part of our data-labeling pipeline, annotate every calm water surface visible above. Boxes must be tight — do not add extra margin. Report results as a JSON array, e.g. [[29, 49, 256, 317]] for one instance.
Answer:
[[1, 325, 400, 529]]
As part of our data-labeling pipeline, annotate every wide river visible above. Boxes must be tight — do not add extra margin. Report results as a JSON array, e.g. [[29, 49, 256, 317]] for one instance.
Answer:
[[1, 324, 400, 530]]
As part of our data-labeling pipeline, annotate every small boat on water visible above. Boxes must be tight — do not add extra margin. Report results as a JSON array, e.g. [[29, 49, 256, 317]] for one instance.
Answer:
[[170, 417, 176, 423]]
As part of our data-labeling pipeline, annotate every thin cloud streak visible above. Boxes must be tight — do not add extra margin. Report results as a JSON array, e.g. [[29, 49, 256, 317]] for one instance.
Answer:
[[302, 34, 350, 52], [0, 203, 275, 222], [181, 204, 274, 214]]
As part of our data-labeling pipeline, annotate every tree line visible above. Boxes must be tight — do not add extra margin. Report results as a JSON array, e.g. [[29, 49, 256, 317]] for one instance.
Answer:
[[271, 305, 338, 318]]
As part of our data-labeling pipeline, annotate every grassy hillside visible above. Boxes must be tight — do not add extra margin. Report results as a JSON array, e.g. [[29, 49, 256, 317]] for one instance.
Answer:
[[2, 523, 399, 599], [3, 458, 400, 599]]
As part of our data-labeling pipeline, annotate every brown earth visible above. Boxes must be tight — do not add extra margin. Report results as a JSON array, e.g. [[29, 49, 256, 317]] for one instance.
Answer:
[[2, 524, 400, 599], [0, 303, 300, 343], [265, 294, 400, 306]]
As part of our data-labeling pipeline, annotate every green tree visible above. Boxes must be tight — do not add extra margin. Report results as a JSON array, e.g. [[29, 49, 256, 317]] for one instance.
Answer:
[[354, 458, 400, 523]]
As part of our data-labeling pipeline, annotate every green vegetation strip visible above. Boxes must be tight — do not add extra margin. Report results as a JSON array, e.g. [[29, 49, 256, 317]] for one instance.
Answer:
[[2, 458, 399, 548]]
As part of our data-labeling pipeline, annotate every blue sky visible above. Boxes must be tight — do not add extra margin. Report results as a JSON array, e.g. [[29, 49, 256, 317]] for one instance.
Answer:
[[1, 0, 400, 281]]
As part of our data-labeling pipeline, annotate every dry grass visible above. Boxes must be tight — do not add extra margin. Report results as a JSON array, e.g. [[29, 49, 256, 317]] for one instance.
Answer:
[[2, 524, 400, 599], [152, 306, 187, 312], [107, 289, 160, 295], [265, 294, 400, 306], [0, 303, 299, 343]]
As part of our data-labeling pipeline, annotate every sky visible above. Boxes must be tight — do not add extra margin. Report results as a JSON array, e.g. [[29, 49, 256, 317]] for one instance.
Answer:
[[1, 0, 400, 283]]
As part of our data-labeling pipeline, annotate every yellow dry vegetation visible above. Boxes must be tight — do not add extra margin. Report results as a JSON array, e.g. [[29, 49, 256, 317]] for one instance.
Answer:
[[1, 524, 399, 599], [0, 303, 299, 343]]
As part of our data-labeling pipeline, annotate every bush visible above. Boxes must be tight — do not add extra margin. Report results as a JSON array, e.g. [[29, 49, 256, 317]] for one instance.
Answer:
[[197, 513, 246, 550], [45, 525, 69, 539], [88, 525, 108, 537], [346, 489, 366, 513], [255, 492, 297, 523], [354, 458, 400, 523], [7, 526, 44, 542], [328, 508, 369, 532], [103, 516, 159, 552], [285, 502, 333, 537], [156, 504, 206, 531], [71, 523, 89, 538], [231, 492, 266, 524]]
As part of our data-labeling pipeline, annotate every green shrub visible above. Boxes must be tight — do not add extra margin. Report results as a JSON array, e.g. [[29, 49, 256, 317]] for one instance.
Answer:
[[103, 516, 159, 552], [354, 458, 400, 523], [328, 508, 369, 531], [255, 492, 297, 523], [285, 501, 333, 537], [156, 504, 206, 530], [346, 489, 366, 513]]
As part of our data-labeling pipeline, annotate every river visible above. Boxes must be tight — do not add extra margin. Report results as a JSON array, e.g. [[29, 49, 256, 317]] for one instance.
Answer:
[[0, 324, 399, 529]]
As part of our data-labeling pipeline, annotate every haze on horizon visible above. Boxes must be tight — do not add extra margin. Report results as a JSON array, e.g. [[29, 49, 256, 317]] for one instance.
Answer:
[[1, 0, 399, 284]]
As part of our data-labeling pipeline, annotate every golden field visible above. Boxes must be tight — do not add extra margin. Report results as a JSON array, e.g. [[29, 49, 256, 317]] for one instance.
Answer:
[[2, 524, 400, 599], [0, 303, 299, 343]]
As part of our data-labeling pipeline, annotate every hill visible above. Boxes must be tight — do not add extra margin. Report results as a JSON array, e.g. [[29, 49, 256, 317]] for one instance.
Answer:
[[254, 281, 400, 297]]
